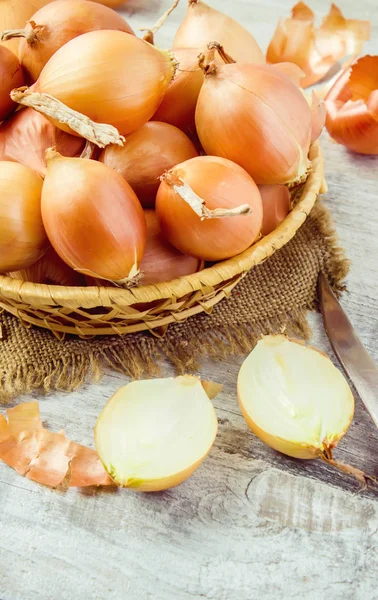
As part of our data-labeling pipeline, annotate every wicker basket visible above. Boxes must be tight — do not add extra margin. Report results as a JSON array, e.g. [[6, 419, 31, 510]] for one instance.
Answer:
[[0, 143, 325, 338]]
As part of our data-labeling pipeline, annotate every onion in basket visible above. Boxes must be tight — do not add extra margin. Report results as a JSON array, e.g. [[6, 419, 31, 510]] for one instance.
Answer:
[[195, 43, 313, 185], [8, 247, 84, 286], [1, 0, 134, 83], [0, 45, 24, 120], [10, 30, 176, 147], [156, 155, 263, 261], [173, 0, 264, 64], [95, 376, 220, 491], [0, 108, 85, 177], [41, 150, 146, 286], [0, 162, 46, 273], [238, 335, 354, 460], [99, 122, 198, 208], [259, 185, 291, 236]]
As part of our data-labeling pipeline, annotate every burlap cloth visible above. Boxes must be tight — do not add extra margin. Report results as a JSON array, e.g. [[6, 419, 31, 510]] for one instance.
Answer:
[[0, 201, 349, 404]]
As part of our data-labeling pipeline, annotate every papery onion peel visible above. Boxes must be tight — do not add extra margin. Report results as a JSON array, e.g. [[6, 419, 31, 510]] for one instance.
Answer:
[[0, 402, 112, 488], [95, 376, 220, 491], [266, 2, 370, 88]]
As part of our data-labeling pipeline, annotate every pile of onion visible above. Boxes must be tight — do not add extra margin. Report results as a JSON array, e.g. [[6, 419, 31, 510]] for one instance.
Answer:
[[95, 376, 220, 491], [156, 155, 263, 261], [1, 0, 134, 83], [41, 151, 146, 285], [99, 122, 198, 207]]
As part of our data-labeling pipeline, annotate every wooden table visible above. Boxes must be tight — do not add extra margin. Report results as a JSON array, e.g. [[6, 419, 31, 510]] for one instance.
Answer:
[[1, 1, 378, 598]]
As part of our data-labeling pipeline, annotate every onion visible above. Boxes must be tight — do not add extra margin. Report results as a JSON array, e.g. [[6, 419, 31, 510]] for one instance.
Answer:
[[1, 0, 134, 83], [156, 155, 263, 261], [173, 0, 264, 64], [11, 30, 176, 147], [0, 45, 24, 120], [238, 336, 354, 460], [90, 0, 127, 6], [0, 0, 52, 55], [41, 150, 147, 285], [95, 376, 220, 491], [259, 185, 291, 236], [195, 44, 313, 185], [325, 55, 378, 155], [0, 108, 85, 177], [99, 122, 198, 208], [8, 247, 84, 286], [152, 48, 204, 132], [0, 162, 46, 273], [140, 210, 202, 285]]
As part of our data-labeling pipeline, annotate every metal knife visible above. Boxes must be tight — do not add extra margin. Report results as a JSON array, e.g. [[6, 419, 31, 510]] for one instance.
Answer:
[[319, 273, 378, 429]]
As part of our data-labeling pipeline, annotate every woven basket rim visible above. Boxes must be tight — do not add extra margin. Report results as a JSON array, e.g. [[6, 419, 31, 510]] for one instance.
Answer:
[[0, 142, 323, 310]]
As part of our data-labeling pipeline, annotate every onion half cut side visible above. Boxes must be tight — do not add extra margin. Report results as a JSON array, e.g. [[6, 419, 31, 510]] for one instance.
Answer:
[[95, 376, 220, 492]]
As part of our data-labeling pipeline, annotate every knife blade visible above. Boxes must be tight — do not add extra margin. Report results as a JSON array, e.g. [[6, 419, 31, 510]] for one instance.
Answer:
[[319, 273, 378, 429]]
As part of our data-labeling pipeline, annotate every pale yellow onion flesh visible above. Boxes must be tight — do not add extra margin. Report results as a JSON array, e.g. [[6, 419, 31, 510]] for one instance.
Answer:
[[3, 0, 134, 83], [99, 122, 198, 208], [173, 0, 264, 64], [238, 335, 355, 460], [11, 30, 176, 143], [95, 376, 219, 491], [195, 58, 312, 185], [0, 161, 46, 273], [0, 0, 53, 54], [0, 107, 85, 177], [41, 152, 146, 284]]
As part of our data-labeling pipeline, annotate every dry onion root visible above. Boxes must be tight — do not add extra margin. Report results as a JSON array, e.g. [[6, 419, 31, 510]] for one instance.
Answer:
[[156, 155, 263, 261], [195, 43, 313, 186], [41, 150, 147, 286], [173, 0, 264, 64], [99, 122, 198, 208], [1, 0, 134, 83], [10, 30, 177, 147], [95, 376, 220, 491], [0, 107, 85, 177], [0, 162, 46, 273], [266, 2, 370, 88], [325, 55, 378, 155], [0, 402, 112, 488], [238, 335, 374, 487]]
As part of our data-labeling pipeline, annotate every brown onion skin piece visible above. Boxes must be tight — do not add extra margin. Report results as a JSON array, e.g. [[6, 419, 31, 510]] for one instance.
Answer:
[[0, 45, 25, 120], [99, 122, 198, 208], [141, 210, 202, 285], [259, 185, 291, 236], [152, 48, 204, 133], [15, 0, 134, 83], [0, 108, 85, 177]]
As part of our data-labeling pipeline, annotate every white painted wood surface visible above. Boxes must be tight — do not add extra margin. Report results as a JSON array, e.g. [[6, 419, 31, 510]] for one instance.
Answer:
[[1, 1, 378, 599]]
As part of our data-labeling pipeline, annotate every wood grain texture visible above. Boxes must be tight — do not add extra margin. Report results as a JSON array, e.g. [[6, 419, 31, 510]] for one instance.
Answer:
[[1, 1, 378, 599]]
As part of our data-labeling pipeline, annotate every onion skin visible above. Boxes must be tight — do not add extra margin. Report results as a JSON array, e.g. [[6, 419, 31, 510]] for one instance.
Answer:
[[41, 153, 146, 284], [153, 48, 204, 132], [196, 61, 312, 185], [259, 185, 291, 236], [141, 210, 201, 285], [22, 30, 176, 136], [0, 45, 24, 120], [90, 0, 127, 6], [0, 162, 46, 273], [8, 247, 84, 286], [325, 55, 378, 155], [99, 122, 198, 208], [173, 0, 264, 64], [9, 0, 133, 83], [0, 0, 53, 54], [0, 108, 85, 177], [156, 156, 263, 261]]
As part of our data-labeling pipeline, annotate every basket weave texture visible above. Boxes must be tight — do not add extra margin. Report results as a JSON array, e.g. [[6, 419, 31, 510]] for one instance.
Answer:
[[0, 143, 324, 338]]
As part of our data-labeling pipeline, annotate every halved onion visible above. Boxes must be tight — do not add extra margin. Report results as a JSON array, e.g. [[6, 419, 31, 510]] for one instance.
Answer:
[[1, 0, 134, 83], [0, 108, 85, 177], [99, 122, 198, 207], [95, 376, 220, 491], [238, 335, 354, 460], [0, 162, 46, 273]]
